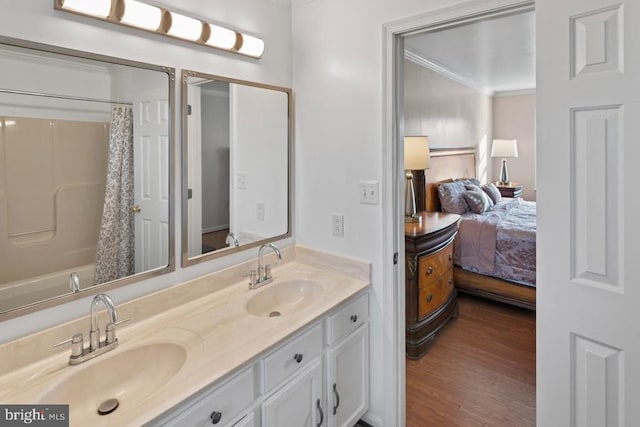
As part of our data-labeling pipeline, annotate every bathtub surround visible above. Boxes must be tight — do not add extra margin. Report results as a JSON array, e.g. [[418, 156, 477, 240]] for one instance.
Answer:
[[95, 105, 135, 285]]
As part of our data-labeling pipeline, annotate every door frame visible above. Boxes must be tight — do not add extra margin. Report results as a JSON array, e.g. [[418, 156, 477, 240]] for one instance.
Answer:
[[381, 1, 535, 425]]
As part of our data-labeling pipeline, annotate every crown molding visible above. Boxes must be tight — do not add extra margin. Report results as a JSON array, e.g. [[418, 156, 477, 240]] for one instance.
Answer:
[[492, 88, 536, 97], [404, 48, 494, 96]]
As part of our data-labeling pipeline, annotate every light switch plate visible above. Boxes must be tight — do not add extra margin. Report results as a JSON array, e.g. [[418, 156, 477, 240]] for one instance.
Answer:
[[360, 180, 379, 205], [237, 172, 248, 190]]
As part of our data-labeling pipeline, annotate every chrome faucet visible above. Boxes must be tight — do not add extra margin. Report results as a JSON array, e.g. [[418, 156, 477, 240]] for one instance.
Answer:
[[54, 293, 128, 365], [226, 232, 240, 247], [69, 272, 80, 293], [248, 243, 282, 289], [90, 294, 118, 351]]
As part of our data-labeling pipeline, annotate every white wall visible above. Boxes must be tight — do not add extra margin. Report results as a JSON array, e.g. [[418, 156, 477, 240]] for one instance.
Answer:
[[404, 58, 493, 182], [0, 0, 292, 339], [492, 93, 536, 200], [293, 0, 479, 424], [201, 83, 230, 232], [231, 84, 288, 243]]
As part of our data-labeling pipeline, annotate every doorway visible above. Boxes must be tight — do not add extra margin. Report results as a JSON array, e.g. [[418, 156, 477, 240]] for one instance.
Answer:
[[380, 1, 537, 425]]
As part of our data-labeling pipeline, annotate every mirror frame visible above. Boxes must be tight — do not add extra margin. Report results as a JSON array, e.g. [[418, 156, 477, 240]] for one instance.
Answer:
[[0, 36, 176, 321], [181, 70, 293, 267]]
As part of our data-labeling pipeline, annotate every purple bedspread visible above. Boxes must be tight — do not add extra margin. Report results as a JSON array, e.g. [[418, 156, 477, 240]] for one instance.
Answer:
[[453, 198, 536, 286]]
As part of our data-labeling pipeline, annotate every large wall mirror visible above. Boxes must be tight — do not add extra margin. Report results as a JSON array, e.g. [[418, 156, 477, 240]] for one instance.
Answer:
[[0, 37, 175, 319], [182, 70, 292, 266]]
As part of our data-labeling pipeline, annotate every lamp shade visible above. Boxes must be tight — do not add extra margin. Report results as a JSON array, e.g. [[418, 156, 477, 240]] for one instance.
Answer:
[[404, 136, 430, 170], [491, 139, 518, 158]]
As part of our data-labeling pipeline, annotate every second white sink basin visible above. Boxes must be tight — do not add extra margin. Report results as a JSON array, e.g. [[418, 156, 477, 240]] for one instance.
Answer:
[[39, 343, 186, 423], [246, 279, 324, 317]]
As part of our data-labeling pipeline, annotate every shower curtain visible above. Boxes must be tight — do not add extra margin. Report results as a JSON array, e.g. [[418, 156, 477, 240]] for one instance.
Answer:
[[95, 105, 135, 285]]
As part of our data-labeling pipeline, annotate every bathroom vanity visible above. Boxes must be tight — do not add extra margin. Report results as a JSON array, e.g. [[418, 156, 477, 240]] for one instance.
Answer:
[[0, 247, 370, 427]]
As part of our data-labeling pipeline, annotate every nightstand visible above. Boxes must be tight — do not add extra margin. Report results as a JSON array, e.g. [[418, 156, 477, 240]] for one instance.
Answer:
[[495, 182, 523, 198], [405, 211, 460, 359]]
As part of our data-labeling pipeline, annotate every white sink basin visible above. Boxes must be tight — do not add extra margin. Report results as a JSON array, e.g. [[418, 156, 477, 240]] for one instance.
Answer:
[[39, 343, 186, 423], [246, 279, 324, 317]]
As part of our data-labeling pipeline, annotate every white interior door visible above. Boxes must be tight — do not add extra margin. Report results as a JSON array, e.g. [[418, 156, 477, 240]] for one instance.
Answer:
[[537, 0, 640, 425], [187, 84, 203, 258], [133, 87, 170, 272]]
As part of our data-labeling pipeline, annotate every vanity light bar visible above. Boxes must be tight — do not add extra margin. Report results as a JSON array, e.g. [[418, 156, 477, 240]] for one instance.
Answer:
[[54, 0, 265, 59]]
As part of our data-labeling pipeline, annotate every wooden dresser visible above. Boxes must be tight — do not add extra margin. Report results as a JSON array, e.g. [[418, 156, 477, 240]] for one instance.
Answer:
[[405, 211, 461, 359]]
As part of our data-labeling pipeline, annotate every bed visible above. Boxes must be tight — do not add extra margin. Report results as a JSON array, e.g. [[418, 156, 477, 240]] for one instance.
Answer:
[[424, 148, 536, 310]]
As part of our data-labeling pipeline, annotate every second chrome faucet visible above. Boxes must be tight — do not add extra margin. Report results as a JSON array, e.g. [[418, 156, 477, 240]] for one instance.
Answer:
[[248, 243, 282, 289]]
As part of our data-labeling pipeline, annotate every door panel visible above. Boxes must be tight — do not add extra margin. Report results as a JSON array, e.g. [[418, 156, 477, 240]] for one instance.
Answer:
[[537, 0, 640, 425]]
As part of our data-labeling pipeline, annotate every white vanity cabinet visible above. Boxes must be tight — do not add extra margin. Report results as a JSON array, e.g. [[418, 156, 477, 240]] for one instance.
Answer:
[[327, 324, 369, 427], [262, 358, 324, 427], [154, 292, 369, 427]]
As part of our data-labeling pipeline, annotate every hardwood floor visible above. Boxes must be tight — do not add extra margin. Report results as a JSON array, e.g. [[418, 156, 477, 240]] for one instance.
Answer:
[[406, 294, 536, 427]]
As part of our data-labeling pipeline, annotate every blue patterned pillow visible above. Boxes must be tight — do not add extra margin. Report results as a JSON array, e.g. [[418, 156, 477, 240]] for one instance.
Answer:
[[462, 190, 492, 214], [482, 183, 502, 204], [438, 181, 469, 214]]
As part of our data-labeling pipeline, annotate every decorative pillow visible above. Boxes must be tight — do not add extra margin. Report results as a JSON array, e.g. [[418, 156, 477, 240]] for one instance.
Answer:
[[463, 190, 492, 214], [482, 183, 502, 204], [456, 177, 481, 187], [437, 181, 469, 214]]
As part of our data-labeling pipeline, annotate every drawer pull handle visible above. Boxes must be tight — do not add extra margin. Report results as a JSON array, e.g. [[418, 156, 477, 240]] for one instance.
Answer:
[[449, 253, 452, 261], [427, 293, 433, 302], [210, 411, 222, 424], [350, 314, 358, 323], [317, 398, 324, 427], [294, 353, 303, 363], [333, 383, 341, 415], [448, 279, 453, 285], [426, 266, 433, 276]]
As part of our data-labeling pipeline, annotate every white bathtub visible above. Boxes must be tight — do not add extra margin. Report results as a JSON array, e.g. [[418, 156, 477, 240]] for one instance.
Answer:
[[0, 264, 95, 313]]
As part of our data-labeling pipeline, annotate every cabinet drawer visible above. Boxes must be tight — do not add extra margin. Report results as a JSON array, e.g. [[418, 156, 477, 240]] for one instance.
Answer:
[[264, 322, 323, 391], [418, 244, 453, 288], [328, 293, 369, 345], [418, 269, 454, 320], [164, 364, 257, 427]]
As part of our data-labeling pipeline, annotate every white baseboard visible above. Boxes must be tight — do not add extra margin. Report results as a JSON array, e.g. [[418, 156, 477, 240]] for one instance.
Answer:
[[202, 224, 229, 234], [361, 412, 384, 427]]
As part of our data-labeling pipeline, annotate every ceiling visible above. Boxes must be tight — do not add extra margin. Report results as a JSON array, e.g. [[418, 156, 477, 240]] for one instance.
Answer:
[[405, 11, 535, 95]]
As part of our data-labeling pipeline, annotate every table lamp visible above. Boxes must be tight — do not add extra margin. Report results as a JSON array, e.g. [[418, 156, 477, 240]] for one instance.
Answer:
[[404, 136, 430, 223], [491, 139, 518, 185]]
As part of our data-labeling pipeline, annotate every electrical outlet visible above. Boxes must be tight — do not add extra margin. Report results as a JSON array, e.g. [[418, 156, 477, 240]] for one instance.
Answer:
[[332, 214, 344, 237], [256, 202, 265, 221], [237, 172, 248, 190], [360, 180, 379, 205]]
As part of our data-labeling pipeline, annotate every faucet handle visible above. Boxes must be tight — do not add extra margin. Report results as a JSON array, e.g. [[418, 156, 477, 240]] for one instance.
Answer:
[[244, 270, 259, 288], [53, 333, 84, 358]]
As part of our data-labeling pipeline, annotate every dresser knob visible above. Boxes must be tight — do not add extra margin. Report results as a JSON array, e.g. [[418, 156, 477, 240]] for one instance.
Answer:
[[350, 315, 358, 323], [448, 254, 452, 261], [448, 279, 453, 285], [294, 353, 303, 363], [427, 293, 433, 302], [426, 266, 433, 276]]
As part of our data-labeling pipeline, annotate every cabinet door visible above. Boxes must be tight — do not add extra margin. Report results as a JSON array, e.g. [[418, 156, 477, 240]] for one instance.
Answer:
[[231, 410, 258, 427], [263, 358, 325, 427], [327, 324, 369, 427]]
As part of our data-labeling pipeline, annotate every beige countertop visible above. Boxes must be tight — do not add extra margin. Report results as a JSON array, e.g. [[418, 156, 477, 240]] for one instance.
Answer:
[[0, 251, 370, 426]]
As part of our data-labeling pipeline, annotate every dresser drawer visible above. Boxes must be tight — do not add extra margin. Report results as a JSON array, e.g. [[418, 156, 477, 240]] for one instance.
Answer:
[[328, 293, 369, 345], [264, 322, 323, 391], [164, 364, 257, 427], [418, 244, 453, 287], [418, 269, 454, 320]]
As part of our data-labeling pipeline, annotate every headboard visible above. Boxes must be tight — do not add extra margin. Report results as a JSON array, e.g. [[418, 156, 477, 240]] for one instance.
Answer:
[[424, 148, 477, 212]]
